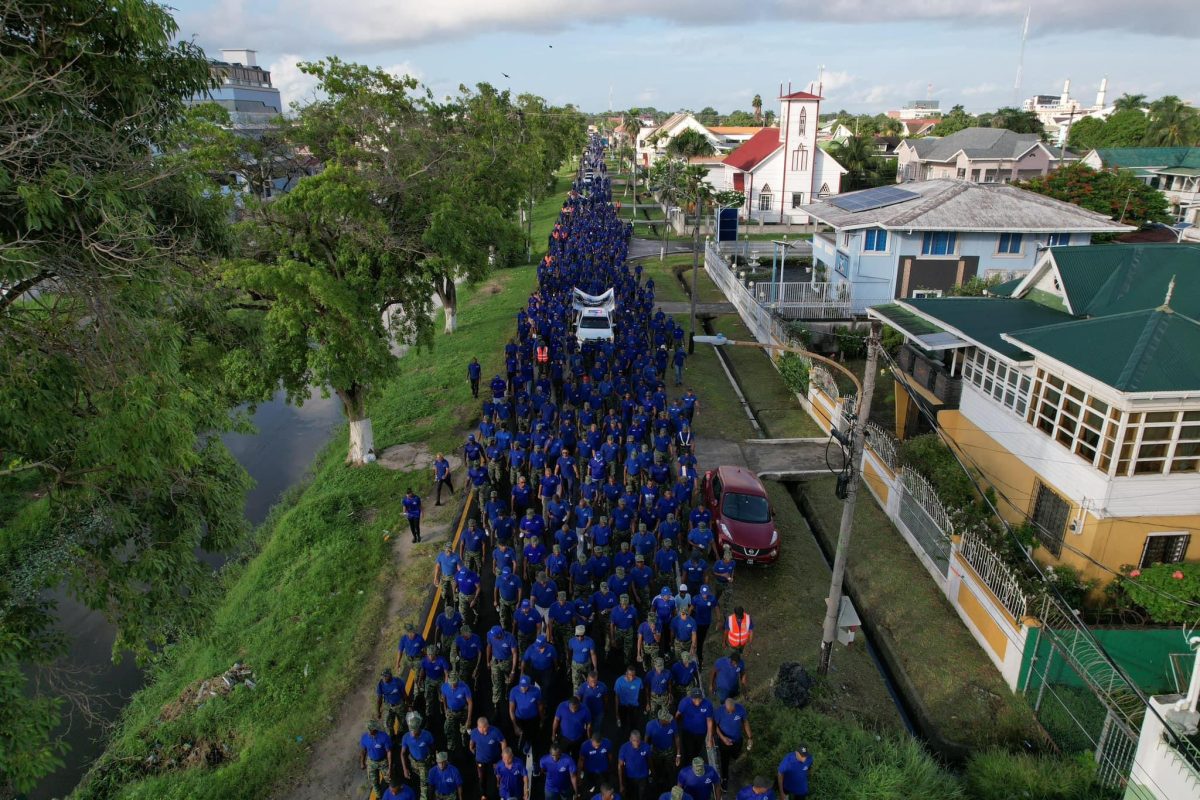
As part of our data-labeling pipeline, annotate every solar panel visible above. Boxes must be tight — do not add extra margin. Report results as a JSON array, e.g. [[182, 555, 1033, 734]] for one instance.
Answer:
[[829, 186, 919, 213]]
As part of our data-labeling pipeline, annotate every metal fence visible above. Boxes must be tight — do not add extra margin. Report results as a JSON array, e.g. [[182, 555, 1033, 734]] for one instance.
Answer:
[[896, 468, 954, 576], [863, 420, 900, 471], [753, 281, 853, 319], [704, 241, 790, 347], [959, 529, 1028, 621]]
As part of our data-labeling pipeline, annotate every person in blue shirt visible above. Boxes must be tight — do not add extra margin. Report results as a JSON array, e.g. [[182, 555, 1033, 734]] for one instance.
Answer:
[[469, 716, 506, 795], [514, 598, 542, 654], [690, 585, 718, 664], [434, 606, 464, 657], [440, 671, 473, 753], [540, 742, 579, 800], [519, 508, 546, 545], [630, 555, 654, 608], [736, 777, 775, 800], [451, 623, 484, 686], [508, 673, 545, 758], [359, 719, 393, 798], [613, 664, 645, 737], [670, 607, 697, 663], [710, 653, 746, 703], [403, 488, 423, 543], [672, 346, 687, 386], [539, 466, 562, 515], [522, 535, 548, 582], [592, 782, 622, 800], [675, 688, 714, 766], [453, 565, 481, 626], [396, 621, 426, 677], [677, 757, 720, 800], [492, 539, 517, 578], [713, 696, 752, 790], [511, 475, 533, 516], [494, 746, 528, 800], [467, 357, 482, 398], [556, 447, 579, 499], [654, 539, 679, 584], [553, 695, 593, 758], [461, 519, 488, 574], [382, 779, 416, 800], [646, 708, 681, 794], [429, 751, 464, 800], [618, 729, 652, 800], [433, 453, 454, 506], [711, 547, 735, 609], [418, 651, 450, 719], [547, 542, 569, 583], [549, 590, 577, 661], [375, 667, 407, 736], [464, 433, 484, 468], [682, 552, 708, 597], [579, 731, 615, 797], [400, 712, 436, 795], [776, 746, 813, 799], [609, 592, 639, 666], [687, 523, 715, 561], [494, 565, 524, 630], [434, 541, 462, 606]]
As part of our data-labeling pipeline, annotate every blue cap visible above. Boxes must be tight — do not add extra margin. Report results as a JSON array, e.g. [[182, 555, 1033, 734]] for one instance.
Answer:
[[519, 676, 532, 688], [520, 599, 531, 608], [468, 433, 476, 441], [490, 625, 503, 636], [660, 587, 671, 596]]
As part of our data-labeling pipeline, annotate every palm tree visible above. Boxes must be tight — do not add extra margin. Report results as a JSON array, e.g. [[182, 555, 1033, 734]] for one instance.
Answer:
[[665, 128, 716, 160], [1112, 93, 1147, 112], [877, 117, 903, 137], [1142, 95, 1200, 147], [752, 94, 763, 124], [831, 134, 879, 190], [622, 118, 641, 198]]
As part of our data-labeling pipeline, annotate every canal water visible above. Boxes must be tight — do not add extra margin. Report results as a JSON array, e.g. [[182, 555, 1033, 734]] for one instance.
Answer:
[[33, 390, 344, 800]]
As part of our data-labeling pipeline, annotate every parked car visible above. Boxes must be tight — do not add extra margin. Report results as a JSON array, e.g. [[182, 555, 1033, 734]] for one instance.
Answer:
[[701, 465, 779, 564]]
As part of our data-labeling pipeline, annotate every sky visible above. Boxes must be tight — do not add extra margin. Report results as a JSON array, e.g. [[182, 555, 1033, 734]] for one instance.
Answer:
[[169, 0, 1199, 115]]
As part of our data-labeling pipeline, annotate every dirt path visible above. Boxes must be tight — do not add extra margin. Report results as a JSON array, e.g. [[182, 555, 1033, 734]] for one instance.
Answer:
[[277, 488, 467, 800]]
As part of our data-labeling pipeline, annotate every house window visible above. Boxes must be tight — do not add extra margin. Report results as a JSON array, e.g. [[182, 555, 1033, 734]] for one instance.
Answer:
[[911, 289, 943, 299], [1139, 534, 1190, 569], [758, 192, 773, 211], [997, 233, 1023, 255], [1030, 481, 1071, 557], [956, 168, 966, 179], [921, 231, 957, 256], [864, 229, 887, 252], [841, 232, 851, 247], [798, 107, 807, 135], [962, 348, 1032, 416], [791, 144, 809, 171], [1048, 232, 1072, 246], [791, 192, 805, 208], [1115, 410, 1200, 477], [818, 183, 831, 198], [1026, 368, 1123, 471]]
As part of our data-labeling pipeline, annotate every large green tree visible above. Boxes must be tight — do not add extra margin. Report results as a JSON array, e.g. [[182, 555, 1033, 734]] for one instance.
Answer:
[[932, 105, 978, 136], [1143, 95, 1200, 146], [666, 127, 717, 159], [1020, 163, 1171, 228], [0, 1, 253, 793], [985, 107, 1046, 136]]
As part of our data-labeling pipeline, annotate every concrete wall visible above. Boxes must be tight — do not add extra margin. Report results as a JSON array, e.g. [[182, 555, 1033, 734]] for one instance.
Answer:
[[1124, 696, 1200, 800]]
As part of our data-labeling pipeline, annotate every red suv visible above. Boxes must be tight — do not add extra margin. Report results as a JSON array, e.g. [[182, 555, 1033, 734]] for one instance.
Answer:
[[701, 465, 779, 565]]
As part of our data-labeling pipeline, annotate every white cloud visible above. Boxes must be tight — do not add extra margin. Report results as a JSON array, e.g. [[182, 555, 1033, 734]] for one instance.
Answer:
[[267, 55, 323, 109], [383, 61, 422, 81], [961, 81, 1004, 97], [818, 70, 855, 93]]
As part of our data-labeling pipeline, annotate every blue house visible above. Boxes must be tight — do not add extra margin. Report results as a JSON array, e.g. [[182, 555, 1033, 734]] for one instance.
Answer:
[[801, 180, 1133, 312]]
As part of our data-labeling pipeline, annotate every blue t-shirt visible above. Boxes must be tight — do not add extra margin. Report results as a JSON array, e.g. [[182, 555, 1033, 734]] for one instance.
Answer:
[[736, 788, 775, 800], [403, 495, 421, 519], [692, 593, 717, 626], [619, 739, 652, 779], [678, 764, 720, 800], [429, 764, 463, 795], [579, 737, 613, 774], [579, 680, 608, 720], [778, 753, 813, 795], [398, 632, 425, 658], [377, 677, 405, 707], [436, 550, 462, 577], [523, 642, 556, 672], [612, 604, 638, 630], [670, 614, 696, 643], [509, 684, 543, 719], [401, 729, 434, 761], [554, 701, 592, 742], [421, 655, 448, 682], [532, 579, 558, 608], [714, 702, 748, 740], [713, 657, 744, 693], [568, 635, 596, 664], [470, 725, 505, 764], [677, 697, 714, 736], [549, 601, 575, 625], [645, 718, 677, 752], [495, 759, 527, 798], [515, 606, 541, 634], [671, 660, 699, 690], [454, 568, 480, 596], [441, 680, 472, 711], [614, 675, 643, 707], [647, 667, 671, 696], [539, 754, 577, 793], [361, 731, 391, 761], [496, 573, 523, 602], [455, 633, 482, 663], [382, 786, 416, 800]]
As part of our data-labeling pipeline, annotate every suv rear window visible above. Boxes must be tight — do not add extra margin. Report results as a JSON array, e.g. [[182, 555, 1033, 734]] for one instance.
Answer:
[[722, 492, 770, 523]]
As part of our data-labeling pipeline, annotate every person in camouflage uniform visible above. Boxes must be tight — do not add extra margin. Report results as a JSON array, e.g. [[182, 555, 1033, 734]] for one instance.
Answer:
[[360, 719, 392, 798], [401, 712, 435, 800], [609, 593, 638, 667], [647, 657, 673, 721], [439, 671, 472, 754], [419, 650, 449, 721], [434, 541, 460, 608], [487, 625, 518, 708], [454, 565, 481, 627], [638, 615, 662, 674]]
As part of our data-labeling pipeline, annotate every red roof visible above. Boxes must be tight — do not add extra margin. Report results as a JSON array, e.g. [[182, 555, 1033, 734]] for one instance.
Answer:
[[780, 90, 822, 100], [723, 128, 781, 172]]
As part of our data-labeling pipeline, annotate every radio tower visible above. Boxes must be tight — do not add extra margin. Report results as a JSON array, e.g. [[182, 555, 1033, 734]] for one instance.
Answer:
[[1013, 3, 1031, 104]]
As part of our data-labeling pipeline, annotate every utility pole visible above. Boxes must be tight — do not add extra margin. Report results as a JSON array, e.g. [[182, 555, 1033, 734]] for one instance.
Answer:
[[818, 319, 882, 675]]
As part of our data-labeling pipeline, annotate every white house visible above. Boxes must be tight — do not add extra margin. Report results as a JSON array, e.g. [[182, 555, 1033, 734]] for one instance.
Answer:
[[1081, 147, 1200, 226], [635, 113, 720, 167], [716, 90, 847, 224]]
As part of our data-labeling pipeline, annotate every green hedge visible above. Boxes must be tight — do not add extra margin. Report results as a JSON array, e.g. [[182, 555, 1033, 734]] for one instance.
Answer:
[[775, 352, 811, 397], [962, 748, 1115, 800]]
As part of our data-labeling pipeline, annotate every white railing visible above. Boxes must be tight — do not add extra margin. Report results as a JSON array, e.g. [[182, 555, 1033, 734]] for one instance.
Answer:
[[900, 468, 955, 536], [809, 364, 839, 400], [753, 281, 853, 319], [959, 528, 1028, 621], [704, 242, 790, 347], [864, 420, 900, 471]]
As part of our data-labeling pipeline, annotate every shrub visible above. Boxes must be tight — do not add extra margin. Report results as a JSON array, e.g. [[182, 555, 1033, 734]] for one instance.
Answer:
[[1118, 562, 1200, 625], [963, 748, 1116, 800], [897, 433, 979, 512], [776, 352, 811, 396], [741, 702, 962, 799], [832, 324, 868, 359]]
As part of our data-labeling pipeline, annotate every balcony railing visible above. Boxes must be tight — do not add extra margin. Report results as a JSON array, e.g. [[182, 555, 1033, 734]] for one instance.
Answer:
[[896, 343, 962, 407]]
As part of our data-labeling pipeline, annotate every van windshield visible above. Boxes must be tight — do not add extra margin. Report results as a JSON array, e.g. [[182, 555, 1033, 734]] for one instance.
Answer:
[[579, 317, 610, 329], [722, 492, 770, 523]]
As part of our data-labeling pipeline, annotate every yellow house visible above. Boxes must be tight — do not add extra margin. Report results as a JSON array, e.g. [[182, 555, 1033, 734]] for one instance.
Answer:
[[870, 243, 1200, 584]]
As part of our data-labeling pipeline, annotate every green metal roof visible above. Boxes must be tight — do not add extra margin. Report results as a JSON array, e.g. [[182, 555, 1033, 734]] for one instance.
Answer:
[[900, 297, 1074, 360], [1092, 147, 1200, 169], [986, 277, 1024, 298], [868, 303, 967, 350], [1049, 244, 1200, 317], [1006, 309, 1200, 392]]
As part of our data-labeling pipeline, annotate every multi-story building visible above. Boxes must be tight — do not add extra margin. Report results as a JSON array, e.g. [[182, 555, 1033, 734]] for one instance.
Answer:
[[1081, 147, 1200, 226], [895, 127, 1074, 184], [870, 243, 1200, 584], [1022, 78, 1112, 145], [888, 99, 941, 119], [190, 49, 283, 128], [802, 180, 1132, 312]]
